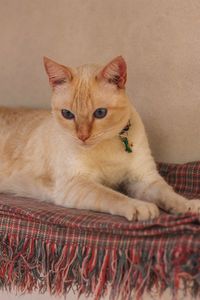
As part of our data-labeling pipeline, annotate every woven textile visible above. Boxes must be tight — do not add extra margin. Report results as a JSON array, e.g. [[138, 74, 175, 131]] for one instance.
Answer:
[[0, 162, 200, 300]]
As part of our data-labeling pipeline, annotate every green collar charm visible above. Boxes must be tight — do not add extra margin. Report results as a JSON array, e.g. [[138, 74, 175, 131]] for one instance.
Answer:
[[119, 120, 133, 153]]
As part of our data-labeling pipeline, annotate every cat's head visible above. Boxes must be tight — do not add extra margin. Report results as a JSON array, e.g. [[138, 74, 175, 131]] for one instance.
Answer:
[[44, 56, 131, 147]]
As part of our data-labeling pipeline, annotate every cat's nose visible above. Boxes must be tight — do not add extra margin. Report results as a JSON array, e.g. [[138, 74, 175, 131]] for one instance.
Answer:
[[77, 132, 90, 142]]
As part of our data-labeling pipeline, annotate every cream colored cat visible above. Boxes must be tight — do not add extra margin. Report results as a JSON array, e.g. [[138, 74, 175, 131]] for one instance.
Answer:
[[0, 56, 199, 221]]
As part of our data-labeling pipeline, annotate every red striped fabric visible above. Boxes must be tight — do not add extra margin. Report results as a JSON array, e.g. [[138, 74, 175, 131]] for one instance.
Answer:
[[0, 161, 199, 299]]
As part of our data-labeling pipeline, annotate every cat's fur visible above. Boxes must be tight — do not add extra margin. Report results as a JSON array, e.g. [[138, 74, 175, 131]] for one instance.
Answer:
[[0, 56, 199, 220]]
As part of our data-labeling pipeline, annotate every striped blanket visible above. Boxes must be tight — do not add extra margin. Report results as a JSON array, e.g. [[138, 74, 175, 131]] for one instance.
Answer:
[[0, 161, 199, 300]]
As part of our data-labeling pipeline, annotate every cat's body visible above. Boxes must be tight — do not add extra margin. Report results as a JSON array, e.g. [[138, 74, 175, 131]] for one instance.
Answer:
[[0, 56, 199, 220]]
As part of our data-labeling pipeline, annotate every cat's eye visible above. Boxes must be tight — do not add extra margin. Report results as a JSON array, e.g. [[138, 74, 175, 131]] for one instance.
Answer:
[[93, 108, 107, 119], [61, 109, 75, 120]]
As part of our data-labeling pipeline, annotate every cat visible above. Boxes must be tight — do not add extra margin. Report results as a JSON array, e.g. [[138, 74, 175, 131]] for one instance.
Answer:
[[0, 56, 199, 221]]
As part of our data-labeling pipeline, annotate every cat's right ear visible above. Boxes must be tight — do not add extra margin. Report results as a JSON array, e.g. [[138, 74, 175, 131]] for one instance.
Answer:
[[43, 57, 73, 89]]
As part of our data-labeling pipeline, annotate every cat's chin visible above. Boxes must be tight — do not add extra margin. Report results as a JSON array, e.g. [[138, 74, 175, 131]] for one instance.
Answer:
[[76, 140, 98, 149], [78, 142, 96, 149]]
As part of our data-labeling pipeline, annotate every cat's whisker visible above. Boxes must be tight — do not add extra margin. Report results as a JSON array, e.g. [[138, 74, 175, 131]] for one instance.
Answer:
[[90, 127, 120, 140]]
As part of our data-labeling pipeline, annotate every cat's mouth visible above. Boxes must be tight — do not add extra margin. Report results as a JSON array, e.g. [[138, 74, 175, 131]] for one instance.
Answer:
[[76, 138, 98, 149]]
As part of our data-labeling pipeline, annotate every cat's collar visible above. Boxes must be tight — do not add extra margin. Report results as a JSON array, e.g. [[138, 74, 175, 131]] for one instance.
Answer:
[[119, 120, 133, 153]]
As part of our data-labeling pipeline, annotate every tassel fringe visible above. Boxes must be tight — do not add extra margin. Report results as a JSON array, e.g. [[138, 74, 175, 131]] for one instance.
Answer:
[[0, 234, 199, 300]]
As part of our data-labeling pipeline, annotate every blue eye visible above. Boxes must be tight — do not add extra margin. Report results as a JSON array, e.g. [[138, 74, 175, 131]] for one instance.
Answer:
[[93, 108, 107, 119], [61, 109, 75, 120]]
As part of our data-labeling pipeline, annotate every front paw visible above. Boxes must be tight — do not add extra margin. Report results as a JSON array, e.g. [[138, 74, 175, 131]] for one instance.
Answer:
[[185, 199, 200, 214], [121, 200, 160, 221]]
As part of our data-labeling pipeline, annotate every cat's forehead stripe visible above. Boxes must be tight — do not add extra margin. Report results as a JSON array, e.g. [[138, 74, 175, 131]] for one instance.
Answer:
[[72, 65, 95, 113]]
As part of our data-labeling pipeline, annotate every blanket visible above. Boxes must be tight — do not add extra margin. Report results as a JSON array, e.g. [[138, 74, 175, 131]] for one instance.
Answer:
[[0, 161, 199, 300]]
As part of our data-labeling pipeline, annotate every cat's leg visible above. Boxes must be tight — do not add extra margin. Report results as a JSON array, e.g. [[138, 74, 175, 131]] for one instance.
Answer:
[[53, 176, 159, 221], [127, 172, 200, 214]]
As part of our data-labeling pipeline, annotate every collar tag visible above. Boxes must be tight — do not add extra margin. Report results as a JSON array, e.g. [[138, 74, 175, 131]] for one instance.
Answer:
[[119, 120, 133, 153]]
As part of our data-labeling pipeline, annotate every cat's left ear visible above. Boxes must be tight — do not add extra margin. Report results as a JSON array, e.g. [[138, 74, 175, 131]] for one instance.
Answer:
[[97, 56, 127, 89]]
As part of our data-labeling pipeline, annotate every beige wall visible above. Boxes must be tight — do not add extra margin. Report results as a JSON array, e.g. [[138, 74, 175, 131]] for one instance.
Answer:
[[0, 0, 200, 163]]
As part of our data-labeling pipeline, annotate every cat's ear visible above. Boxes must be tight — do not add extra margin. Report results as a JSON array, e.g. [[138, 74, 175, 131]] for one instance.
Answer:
[[43, 57, 73, 89], [97, 56, 127, 89]]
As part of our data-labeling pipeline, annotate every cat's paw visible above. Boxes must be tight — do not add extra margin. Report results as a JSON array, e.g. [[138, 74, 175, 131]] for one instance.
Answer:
[[123, 200, 160, 221], [185, 199, 200, 214]]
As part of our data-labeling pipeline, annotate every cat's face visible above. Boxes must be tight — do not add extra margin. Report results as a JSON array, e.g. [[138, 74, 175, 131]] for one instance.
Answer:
[[44, 56, 131, 147]]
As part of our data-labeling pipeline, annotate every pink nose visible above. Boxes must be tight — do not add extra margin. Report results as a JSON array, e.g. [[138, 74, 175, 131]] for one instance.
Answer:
[[77, 132, 90, 142]]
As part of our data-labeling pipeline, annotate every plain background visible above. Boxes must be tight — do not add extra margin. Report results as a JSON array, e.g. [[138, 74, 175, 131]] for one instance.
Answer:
[[0, 0, 199, 299], [0, 0, 200, 163]]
